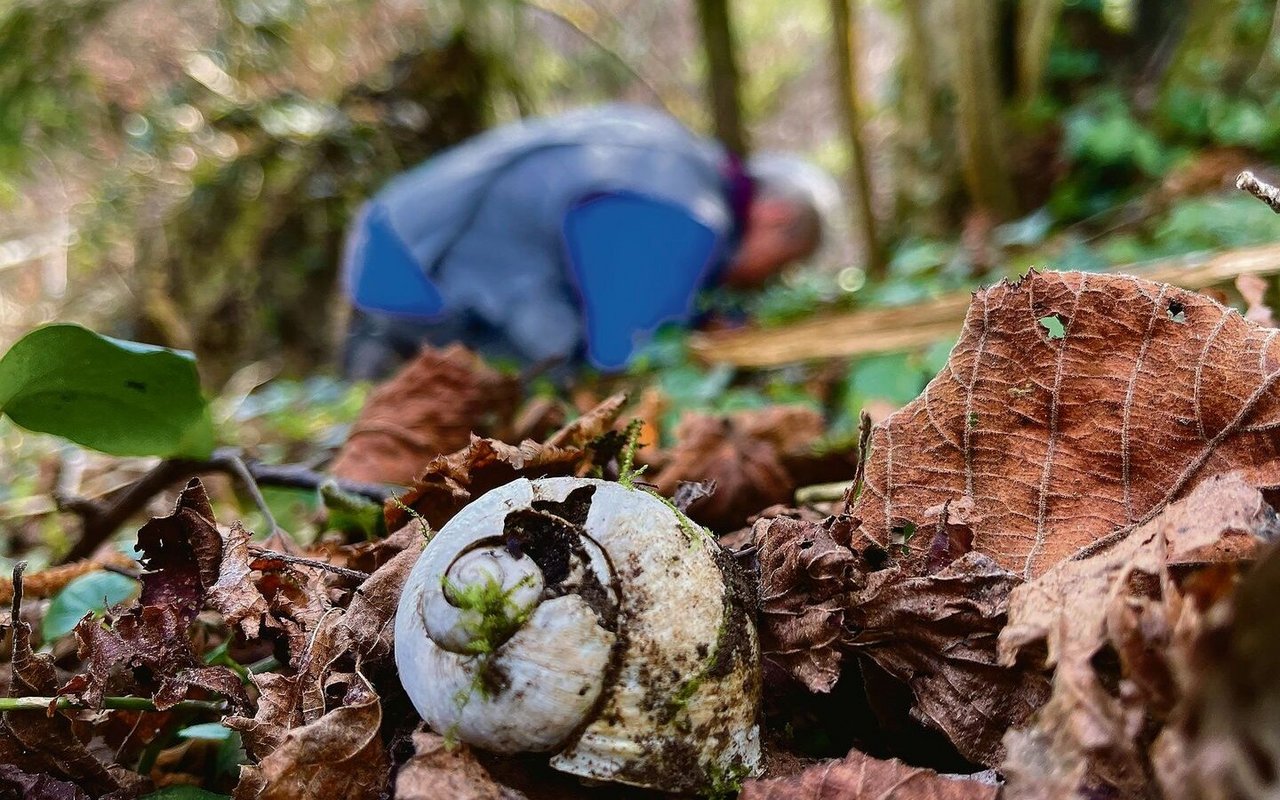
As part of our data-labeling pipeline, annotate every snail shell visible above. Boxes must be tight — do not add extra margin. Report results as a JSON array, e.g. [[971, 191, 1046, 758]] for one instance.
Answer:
[[394, 477, 762, 793]]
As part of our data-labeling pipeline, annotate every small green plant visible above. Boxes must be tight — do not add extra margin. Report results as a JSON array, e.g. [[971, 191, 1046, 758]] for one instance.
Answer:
[[617, 418, 648, 488], [442, 573, 537, 657]]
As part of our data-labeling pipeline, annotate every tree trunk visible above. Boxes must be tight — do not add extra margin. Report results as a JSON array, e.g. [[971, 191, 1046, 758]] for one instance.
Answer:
[[828, 0, 885, 279], [1016, 0, 1062, 107], [694, 0, 748, 155], [951, 0, 1017, 218]]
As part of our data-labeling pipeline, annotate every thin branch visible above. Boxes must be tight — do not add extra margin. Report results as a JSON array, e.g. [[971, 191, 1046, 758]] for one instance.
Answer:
[[1237, 170, 1280, 214], [210, 448, 279, 537], [0, 696, 226, 714], [57, 450, 396, 564], [246, 546, 370, 582]]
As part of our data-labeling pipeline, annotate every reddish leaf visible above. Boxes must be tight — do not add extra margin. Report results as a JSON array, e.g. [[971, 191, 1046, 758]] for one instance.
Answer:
[[136, 477, 222, 620], [848, 271, 1280, 579], [394, 730, 523, 800], [739, 749, 999, 799], [330, 345, 521, 486]]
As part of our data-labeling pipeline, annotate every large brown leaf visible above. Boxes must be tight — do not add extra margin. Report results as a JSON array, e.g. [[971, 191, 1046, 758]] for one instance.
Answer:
[[739, 749, 999, 799], [330, 345, 521, 486], [848, 271, 1280, 579], [997, 474, 1276, 798]]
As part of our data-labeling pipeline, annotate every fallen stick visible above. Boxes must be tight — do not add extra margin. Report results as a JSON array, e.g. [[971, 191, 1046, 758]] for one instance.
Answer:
[[691, 242, 1280, 368]]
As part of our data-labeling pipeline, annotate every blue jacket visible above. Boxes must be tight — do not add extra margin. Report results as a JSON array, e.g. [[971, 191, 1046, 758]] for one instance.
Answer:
[[343, 104, 739, 370]]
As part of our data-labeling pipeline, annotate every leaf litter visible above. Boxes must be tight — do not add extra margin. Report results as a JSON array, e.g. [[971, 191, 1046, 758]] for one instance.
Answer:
[[4, 275, 1280, 798]]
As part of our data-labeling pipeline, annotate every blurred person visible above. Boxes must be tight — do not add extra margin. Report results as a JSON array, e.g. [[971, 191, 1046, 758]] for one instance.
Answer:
[[340, 103, 835, 381]]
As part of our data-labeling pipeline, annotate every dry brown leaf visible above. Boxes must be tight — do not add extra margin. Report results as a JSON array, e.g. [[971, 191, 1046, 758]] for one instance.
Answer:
[[848, 270, 1280, 580], [206, 521, 271, 640], [653, 406, 856, 532], [330, 344, 521, 486], [847, 553, 1050, 767], [997, 474, 1276, 798], [1, 573, 141, 797], [67, 481, 249, 713], [385, 394, 626, 531], [754, 515, 856, 692], [395, 730, 525, 800], [238, 671, 388, 800], [738, 748, 999, 800], [1151, 524, 1280, 799]]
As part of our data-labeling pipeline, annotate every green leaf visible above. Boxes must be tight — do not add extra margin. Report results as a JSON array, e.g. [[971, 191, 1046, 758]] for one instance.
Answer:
[[178, 722, 235, 741], [44, 571, 138, 639], [0, 324, 215, 458], [139, 788, 231, 800]]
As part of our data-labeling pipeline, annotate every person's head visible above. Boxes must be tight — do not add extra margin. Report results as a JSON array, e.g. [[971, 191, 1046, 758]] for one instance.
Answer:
[[722, 155, 838, 289]]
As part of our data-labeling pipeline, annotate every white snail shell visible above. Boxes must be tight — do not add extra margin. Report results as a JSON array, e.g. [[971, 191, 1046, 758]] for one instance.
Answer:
[[394, 477, 762, 793]]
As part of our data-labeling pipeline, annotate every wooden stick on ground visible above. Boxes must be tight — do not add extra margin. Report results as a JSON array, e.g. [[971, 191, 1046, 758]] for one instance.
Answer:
[[691, 242, 1280, 368]]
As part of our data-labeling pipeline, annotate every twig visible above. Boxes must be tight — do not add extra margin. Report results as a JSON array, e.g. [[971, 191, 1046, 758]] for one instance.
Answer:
[[57, 449, 395, 564], [246, 546, 370, 582], [0, 696, 226, 713], [210, 448, 279, 537], [1237, 170, 1280, 214]]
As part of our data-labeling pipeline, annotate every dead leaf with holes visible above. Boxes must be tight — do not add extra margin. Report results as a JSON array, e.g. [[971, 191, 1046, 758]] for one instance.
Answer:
[[849, 270, 1280, 580], [997, 474, 1276, 798], [330, 345, 521, 486], [738, 748, 999, 800], [834, 271, 1280, 767]]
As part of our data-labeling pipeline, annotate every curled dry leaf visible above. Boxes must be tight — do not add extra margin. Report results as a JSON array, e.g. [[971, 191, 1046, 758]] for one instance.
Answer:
[[997, 474, 1277, 798], [1150, 535, 1280, 800], [395, 730, 525, 800], [847, 553, 1050, 767], [848, 271, 1280, 580], [331, 344, 521, 486], [68, 480, 248, 712], [738, 748, 999, 800], [2, 594, 138, 797], [653, 406, 857, 532], [385, 393, 626, 531], [236, 672, 389, 800], [754, 515, 856, 692]]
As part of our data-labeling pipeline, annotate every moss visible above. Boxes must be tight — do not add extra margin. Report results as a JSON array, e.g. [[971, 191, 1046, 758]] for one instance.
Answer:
[[617, 418, 649, 488], [441, 572, 537, 656], [705, 761, 752, 800]]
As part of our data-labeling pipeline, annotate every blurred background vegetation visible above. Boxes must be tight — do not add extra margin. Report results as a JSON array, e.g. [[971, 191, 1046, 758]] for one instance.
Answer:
[[2, 0, 1280, 487]]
